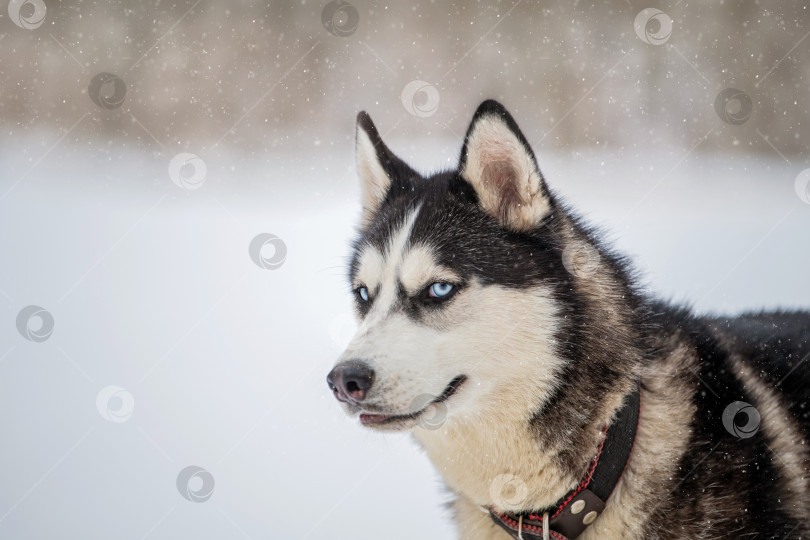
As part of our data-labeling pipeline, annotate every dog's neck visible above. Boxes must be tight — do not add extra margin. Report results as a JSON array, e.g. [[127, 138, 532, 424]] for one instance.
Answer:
[[412, 385, 629, 513]]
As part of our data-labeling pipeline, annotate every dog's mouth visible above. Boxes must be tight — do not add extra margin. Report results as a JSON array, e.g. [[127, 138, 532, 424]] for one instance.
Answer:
[[358, 375, 467, 429]]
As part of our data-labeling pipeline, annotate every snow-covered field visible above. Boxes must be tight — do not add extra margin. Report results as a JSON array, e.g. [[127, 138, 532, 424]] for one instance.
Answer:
[[0, 136, 808, 539]]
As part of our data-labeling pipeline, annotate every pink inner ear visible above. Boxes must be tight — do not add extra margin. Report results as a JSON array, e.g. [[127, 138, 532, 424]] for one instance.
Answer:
[[481, 159, 525, 221]]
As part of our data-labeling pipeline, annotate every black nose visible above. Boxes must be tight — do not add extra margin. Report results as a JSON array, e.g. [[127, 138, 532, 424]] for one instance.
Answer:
[[327, 362, 374, 404]]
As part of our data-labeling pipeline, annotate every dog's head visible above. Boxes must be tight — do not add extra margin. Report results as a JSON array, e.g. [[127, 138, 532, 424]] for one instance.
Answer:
[[327, 100, 633, 434]]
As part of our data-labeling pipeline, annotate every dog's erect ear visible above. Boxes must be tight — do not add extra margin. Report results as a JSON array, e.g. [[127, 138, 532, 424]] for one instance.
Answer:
[[458, 100, 552, 231], [355, 112, 415, 223]]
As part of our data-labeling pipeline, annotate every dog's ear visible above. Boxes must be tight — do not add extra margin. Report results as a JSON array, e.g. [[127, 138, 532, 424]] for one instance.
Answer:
[[458, 100, 552, 231], [355, 112, 415, 223]]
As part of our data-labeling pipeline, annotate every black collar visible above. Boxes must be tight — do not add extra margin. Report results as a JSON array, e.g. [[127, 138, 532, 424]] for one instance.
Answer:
[[490, 386, 640, 540]]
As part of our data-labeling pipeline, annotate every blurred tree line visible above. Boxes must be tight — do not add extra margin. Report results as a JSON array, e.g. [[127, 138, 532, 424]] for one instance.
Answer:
[[0, 0, 807, 157]]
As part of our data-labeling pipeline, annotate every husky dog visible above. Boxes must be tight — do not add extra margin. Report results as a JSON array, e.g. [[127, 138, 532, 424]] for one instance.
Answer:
[[326, 100, 810, 539]]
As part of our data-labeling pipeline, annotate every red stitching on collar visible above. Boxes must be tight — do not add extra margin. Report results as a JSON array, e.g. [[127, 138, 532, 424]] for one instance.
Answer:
[[520, 423, 609, 522], [495, 512, 568, 540], [498, 512, 543, 532], [550, 423, 608, 518]]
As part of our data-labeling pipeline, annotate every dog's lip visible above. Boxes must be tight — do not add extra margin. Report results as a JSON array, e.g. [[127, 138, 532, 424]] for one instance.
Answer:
[[359, 375, 467, 426]]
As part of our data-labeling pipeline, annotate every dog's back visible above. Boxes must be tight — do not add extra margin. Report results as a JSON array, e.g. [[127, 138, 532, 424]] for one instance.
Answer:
[[719, 311, 810, 398], [709, 310, 810, 437], [642, 306, 810, 538]]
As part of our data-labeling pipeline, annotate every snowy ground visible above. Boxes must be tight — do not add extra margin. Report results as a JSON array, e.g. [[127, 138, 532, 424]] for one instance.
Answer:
[[0, 136, 808, 539]]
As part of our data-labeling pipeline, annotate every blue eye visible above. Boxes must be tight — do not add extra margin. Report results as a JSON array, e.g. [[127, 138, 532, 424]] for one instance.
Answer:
[[357, 287, 369, 302], [428, 282, 454, 298]]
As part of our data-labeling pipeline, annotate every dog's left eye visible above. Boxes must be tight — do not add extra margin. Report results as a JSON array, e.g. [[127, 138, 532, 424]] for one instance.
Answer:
[[428, 282, 454, 298]]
